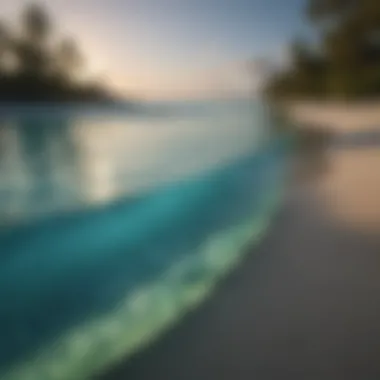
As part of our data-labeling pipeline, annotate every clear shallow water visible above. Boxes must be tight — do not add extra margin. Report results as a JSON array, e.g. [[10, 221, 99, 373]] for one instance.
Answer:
[[0, 100, 271, 224], [0, 100, 288, 380]]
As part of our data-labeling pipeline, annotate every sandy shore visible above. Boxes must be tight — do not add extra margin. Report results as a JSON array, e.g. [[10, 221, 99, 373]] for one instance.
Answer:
[[288, 101, 380, 230], [317, 148, 380, 232], [287, 101, 380, 132], [98, 123, 380, 379]]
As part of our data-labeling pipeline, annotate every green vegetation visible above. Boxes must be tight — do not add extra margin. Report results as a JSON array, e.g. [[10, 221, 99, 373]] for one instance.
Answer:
[[265, 0, 380, 100], [0, 3, 115, 103]]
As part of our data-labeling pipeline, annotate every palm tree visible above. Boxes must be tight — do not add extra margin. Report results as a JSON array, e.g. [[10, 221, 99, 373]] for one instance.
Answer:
[[0, 22, 11, 72], [0, 2, 111, 102], [55, 38, 84, 80], [22, 3, 51, 44], [15, 3, 52, 77]]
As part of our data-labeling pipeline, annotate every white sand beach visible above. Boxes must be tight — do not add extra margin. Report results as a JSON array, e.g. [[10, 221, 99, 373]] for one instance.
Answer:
[[288, 101, 380, 132], [288, 101, 380, 232], [318, 148, 380, 233]]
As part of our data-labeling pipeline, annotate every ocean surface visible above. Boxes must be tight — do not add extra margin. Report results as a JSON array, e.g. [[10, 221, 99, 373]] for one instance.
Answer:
[[0, 99, 288, 380]]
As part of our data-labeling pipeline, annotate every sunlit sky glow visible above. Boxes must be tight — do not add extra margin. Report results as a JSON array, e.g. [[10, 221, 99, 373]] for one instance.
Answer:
[[0, 0, 310, 100]]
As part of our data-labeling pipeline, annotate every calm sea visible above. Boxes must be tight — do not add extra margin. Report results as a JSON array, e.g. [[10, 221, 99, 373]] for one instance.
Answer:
[[0, 99, 288, 380]]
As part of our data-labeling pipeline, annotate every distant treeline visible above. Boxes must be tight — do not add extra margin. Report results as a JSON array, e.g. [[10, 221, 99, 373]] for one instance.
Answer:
[[265, 0, 380, 100], [0, 3, 116, 103]]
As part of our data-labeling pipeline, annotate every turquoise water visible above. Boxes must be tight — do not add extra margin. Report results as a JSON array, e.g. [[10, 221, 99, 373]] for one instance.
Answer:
[[0, 100, 288, 380]]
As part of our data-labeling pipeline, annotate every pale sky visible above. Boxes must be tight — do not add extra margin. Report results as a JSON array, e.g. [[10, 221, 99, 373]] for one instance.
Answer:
[[0, 0, 311, 100]]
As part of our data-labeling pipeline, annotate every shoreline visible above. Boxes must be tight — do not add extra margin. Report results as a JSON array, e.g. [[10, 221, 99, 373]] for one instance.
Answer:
[[99, 158, 380, 379], [97, 108, 380, 379], [285, 100, 380, 132]]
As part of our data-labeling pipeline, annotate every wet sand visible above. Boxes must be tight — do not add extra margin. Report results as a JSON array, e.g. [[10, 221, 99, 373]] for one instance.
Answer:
[[98, 140, 380, 380]]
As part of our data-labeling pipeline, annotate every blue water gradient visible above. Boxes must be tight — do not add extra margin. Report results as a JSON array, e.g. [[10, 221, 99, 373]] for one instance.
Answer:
[[0, 104, 289, 380]]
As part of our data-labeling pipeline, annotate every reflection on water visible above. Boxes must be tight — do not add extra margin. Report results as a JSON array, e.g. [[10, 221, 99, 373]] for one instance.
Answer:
[[0, 115, 83, 224], [0, 101, 269, 225], [0, 102, 287, 380]]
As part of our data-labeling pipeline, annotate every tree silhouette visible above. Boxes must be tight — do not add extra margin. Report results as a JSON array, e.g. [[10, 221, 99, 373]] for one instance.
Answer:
[[14, 4, 54, 78], [0, 22, 11, 71], [0, 2, 115, 103], [22, 3, 51, 46], [265, 0, 380, 100], [55, 38, 83, 81]]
